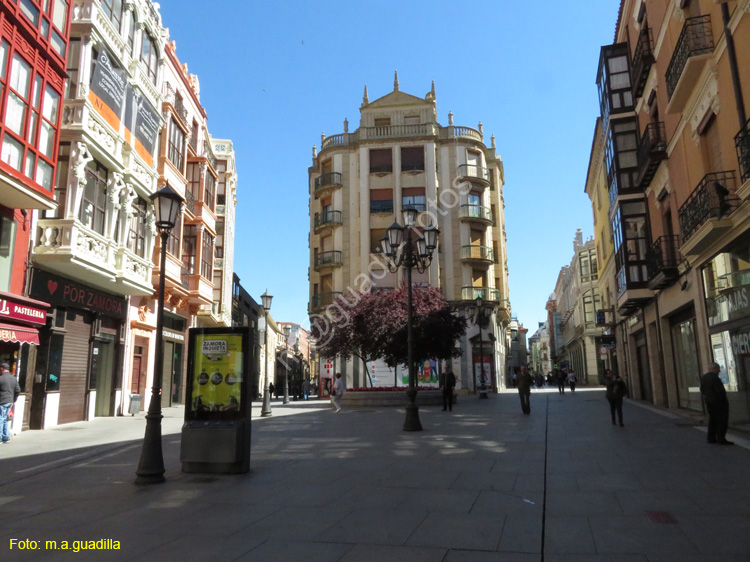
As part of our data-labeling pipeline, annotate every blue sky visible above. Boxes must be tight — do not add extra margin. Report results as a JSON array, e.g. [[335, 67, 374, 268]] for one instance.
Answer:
[[158, 0, 619, 331]]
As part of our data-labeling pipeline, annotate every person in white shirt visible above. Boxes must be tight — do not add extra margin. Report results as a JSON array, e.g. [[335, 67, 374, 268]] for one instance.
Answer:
[[567, 369, 577, 392], [331, 373, 345, 412]]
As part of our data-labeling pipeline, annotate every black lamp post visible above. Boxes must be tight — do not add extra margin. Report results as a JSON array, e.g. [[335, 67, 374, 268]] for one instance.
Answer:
[[135, 184, 184, 485], [260, 290, 273, 417], [468, 296, 494, 399], [381, 208, 439, 431]]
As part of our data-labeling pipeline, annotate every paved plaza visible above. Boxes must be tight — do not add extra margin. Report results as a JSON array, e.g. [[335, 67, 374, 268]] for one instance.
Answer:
[[1, 388, 749, 561]]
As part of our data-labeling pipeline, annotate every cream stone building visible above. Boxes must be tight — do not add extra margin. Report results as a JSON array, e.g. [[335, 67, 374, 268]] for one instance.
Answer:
[[308, 76, 511, 394]]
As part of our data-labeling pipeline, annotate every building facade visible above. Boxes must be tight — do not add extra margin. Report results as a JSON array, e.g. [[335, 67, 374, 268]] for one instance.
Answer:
[[587, 0, 750, 428], [308, 77, 511, 393], [0, 0, 73, 433]]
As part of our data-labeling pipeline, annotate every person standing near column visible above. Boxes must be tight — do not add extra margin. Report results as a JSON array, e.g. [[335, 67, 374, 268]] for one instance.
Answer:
[[0, 362, 20, 444], [331, 373, 345, 412], [700, 362, 733, 445], [517, 365, 532, 415], [439, 367, 456, 412]]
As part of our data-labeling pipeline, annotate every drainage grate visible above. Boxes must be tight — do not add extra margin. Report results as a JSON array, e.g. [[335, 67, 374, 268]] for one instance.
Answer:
[[646, 511, 678, 524]]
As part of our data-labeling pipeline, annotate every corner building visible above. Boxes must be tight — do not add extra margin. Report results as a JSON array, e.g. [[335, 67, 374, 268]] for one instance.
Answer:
[[0, 0, 72, 433], [308, 78, 511, 394], [589, 0, 750, 429]]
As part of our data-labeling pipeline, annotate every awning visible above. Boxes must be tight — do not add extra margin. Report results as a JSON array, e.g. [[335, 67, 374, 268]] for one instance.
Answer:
[[0, 323, 40, 345]]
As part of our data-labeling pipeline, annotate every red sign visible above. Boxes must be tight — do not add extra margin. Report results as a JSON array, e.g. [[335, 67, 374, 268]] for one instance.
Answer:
[[0, 297, 47, 326], [30, 268, 127, 319], [0, 323, 40, 344]]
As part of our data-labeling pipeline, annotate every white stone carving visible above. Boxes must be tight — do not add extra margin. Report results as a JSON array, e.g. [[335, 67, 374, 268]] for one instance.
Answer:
[[87, 116, 116, 152]]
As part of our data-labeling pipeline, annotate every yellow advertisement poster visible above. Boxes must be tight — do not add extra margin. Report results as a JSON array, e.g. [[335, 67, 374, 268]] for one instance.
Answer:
[[191, 333, 244, 414]]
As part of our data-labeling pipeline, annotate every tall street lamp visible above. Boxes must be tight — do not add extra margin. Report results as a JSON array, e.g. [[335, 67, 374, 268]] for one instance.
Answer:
[[381, 207, 439, 431], [135, 185, 184, 485], [468, 296, 494, 399], [260, 291, 273, 417]]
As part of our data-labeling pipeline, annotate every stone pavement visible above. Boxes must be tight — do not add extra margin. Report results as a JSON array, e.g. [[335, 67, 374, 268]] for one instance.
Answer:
[[1, 389, 749, 562]]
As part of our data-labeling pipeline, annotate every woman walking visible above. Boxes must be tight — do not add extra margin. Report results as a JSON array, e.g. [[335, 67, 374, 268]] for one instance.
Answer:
[[605, 370, 628, 426]]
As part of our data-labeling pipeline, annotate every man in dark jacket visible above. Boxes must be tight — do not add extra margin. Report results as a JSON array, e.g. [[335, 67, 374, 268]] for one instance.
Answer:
[[439, 369, 457, 412], [0, 362, 20, 444], [517, 365, 533, 415], [700, 362, 733, 445]]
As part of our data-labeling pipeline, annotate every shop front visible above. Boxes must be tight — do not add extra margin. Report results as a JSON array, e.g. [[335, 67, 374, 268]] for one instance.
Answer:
[[701, 234, 750, 431], [162, 312, 187, 407], [0, 291, 49, 433], [28, 268, 128, 428]]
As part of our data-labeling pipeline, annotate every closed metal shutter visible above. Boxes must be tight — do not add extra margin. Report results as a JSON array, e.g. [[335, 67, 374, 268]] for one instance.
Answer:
[[57, 311, 92, 424]]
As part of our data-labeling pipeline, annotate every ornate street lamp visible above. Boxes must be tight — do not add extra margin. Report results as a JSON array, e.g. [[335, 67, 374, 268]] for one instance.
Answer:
[[260, 290, 273, 416], [468, 296, 495, 399], [135, 184, 184, 485], [381, 207, 440, 431]]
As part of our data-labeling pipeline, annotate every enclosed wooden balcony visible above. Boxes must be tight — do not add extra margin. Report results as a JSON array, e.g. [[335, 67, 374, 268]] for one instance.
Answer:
[[636, 122, 668, 189], [310, 291, 342, 311], [666, 15, 714, 114]]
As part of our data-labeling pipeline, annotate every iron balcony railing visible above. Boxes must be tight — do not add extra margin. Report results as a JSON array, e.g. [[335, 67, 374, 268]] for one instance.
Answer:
[[646, 235, 681, 284], [310, 291, 342, 309], [460, 245, 495, 262], [185, 189, 195, 214], [461, 287, 500, 302], [314, 172, 342, 192], [636, 122, 668, 188], [632, 27, 655, 99], [313, 210, 343, 229], [457, 164, 491, 184], [666, 15, 714, 100], [459, 204, 494, 223], [735, 117, 750, 183], [370, 201, 393, 214], [314, 251, 343, 269], [678, 171, 739, 242]]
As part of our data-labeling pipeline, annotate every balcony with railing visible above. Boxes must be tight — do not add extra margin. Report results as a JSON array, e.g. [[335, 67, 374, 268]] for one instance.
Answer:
[[646, 235, 682, 290], [666, 15, 714, 113], [678, 171, 739, 254], [459, 205, 494, 225], [314, 250, 343, 271], [632, 27, 655, 100], [736, 118, 750, 194], [318, 124, 482, 152], [636, 122, 668, 188], [313, 210, 343, 233], [460, 245, 495, 264], [457, 164, 491, 185], [461, 286, 500, 302], [310, 291, 343, 311], [313, 172, 343, 198], [184, 189, 195, 215]]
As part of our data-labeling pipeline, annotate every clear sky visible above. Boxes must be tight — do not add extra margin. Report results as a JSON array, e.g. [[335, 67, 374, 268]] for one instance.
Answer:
[[158, 0, 620, 331]]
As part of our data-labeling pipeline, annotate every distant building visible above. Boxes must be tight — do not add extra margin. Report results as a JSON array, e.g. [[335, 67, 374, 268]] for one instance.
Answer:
[[308, 76, 510, 393]]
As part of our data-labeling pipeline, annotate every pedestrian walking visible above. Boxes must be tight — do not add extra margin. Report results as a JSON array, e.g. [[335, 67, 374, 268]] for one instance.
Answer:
[[331, 373, 345, 412], [535, 372, 544, 389], [567, 369, 577, 392], [269, 382, 275, 399], [517, 365, 532, 414], [302, 378, 311, 400], [0, 362, 20, 444], [556, 368, 566, 394], [604, 369, 628, 427], [439, 368, 457, 411], [700, 362, 733, 445]]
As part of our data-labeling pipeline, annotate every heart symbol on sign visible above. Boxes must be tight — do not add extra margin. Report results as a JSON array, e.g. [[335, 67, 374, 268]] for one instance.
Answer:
[[48, 280, 58, 295]]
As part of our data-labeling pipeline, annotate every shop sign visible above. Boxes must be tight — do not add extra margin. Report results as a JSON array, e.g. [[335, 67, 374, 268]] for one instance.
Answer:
[[163, 329, 185, 342], [31, 269, 127, 319], [0, 297, 47, 325], [730, 328, 750, 356], [707, 285, 750, 327]]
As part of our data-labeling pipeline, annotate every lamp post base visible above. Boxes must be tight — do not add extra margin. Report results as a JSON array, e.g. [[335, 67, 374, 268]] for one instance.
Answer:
[[479, 389, 489, 399], [135, 411, 166, 485], [260, 389, 273, 417]]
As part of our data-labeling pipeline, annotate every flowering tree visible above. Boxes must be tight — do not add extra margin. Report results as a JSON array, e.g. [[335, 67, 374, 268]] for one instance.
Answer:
[[311, 285, 467, 383]]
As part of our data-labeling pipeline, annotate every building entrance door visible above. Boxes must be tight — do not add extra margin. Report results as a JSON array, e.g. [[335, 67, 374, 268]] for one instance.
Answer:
[[92, 337, 115, 417], [161, 340, 184, 407]]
